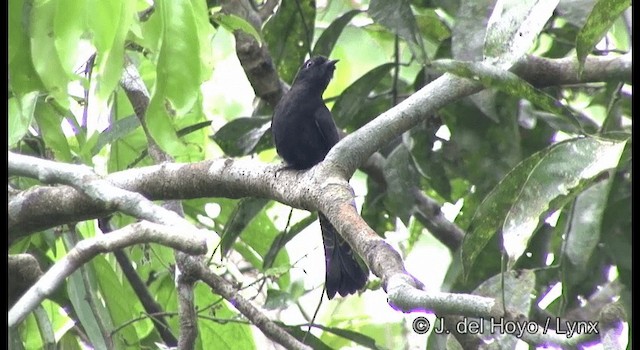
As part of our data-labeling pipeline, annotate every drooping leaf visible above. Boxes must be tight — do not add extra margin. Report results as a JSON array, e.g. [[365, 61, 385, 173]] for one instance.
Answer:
[[220, 198, 270, 257], [331, 63, 394, 128], [92, 115, 140, 155], [312, 10, 362, 57], [211, 11, 262, 44], [471, 270, 536, 347], [87, 0, 135, 104], [146, 0, 205, 155], [384, 144, 420, 225], [34, 102, 73, 162], [263, 213, 317, 270], [575, 0, 630, 75], [564, 174, 614, 271], [194, 283, 256, 349], [461, 137, 627, 279], [93, 255, 139, 347], [556, 0, 597, 27], [29, 0, 70, 109], [484, 0, 559, 69], [9, 91, 39, 146], [369, 0, 428, 64], [451, 0, 495, 61], [211, 117, 272, 157], [263, 0, 315, 83]]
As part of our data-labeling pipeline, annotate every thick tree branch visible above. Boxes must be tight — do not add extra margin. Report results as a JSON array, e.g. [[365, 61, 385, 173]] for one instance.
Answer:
[[8, 152, 201, 233], [221, 0, 285, 108], [513, 53, 631, 87], [325, 54, 631, 178]]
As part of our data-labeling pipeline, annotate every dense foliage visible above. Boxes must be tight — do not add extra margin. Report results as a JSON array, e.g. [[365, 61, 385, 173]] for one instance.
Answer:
[[9, 0, 631, 349]]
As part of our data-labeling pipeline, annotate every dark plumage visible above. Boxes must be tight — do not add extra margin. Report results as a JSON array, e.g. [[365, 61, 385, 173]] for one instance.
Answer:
[[271, 56, 368, 299]]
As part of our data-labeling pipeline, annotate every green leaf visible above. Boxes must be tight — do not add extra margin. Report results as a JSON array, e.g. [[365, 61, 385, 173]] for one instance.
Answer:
[[471, 270, 536, 347], [281, 324, 333, 350], [368, 0, 428, 64], [9, 91, 39, 146], [461, 137, 627, 279], [93, 255, 139, 347], [484, 0, 559, 69], [156, 0, 201, 114], [146, 0, 205, 155], [29, 0, 70, 109], [564, 174, 614, 271], [54, 0, 86, 76], [220, 198, 270, 257], [414, 8, 452, 44], [34, 102, 73, 162], [65, 251, 110, 350], [263, 213, 317, 270], [406, 122, 452, 201], [211, 12, 262, 44], [432, 59, 596, 133], [316, 321, 384, 349], [92, 115, 141, 155], [263, 0, 315, 83], [312, 10, 362, 57], [556, 0, 597, 27], [9, 0, 44, 95], [331, 63, 394, 128], [451, 0, 495, 61], [194, 284, 256, 349], [231, 207, 291, 289], [383, 144, 420, 225], [211, 117, 272, 157], [575, 0, 630, 75], [264, 289, 293, 310], [88, 0, 135, 103]]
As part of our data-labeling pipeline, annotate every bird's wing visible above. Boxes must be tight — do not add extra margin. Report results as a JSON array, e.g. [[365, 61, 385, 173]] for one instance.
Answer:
[[314, 107, 340, 149]]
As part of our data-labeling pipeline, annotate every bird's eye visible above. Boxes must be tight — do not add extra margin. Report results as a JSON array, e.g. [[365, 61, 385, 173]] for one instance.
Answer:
[[304, 60, 314, 68]]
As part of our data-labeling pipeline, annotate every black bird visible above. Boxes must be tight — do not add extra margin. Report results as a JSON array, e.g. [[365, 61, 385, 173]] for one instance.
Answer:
[[272, 56, 369, 299]]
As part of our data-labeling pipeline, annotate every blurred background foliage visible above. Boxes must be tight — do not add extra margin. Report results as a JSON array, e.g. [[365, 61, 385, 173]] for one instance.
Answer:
[[9, 0, 631, 348]]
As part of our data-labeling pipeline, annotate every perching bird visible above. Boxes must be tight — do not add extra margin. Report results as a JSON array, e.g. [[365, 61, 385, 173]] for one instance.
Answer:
[[271, 56, 368, 299]]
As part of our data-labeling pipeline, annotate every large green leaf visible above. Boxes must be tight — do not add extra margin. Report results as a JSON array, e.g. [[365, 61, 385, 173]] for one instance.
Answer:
[[9, 92, 39, 146], [575, 0, 630, 75], [211, 11, 262, 44], [220, 198, 270, 257], [368, 0, 428, 64], [93, 255, 139, 347], [312, 10, 362, 57], [146, 0, 203, 155], [34, 102, 73, 162], [263, 0, 315, 83], [53, 0, 86, 77], [484, 0, 559, 69], [9, 0, 44, 96], [87, 0, 135, 103], [211, 117, 272, 157], [383, 144, 420, 225], [29, 0, 70, 109], [331, 63, 394, 129], [195, 284, 256, 350], [64, 237, 112, 350], [461, 137, 627, 279]]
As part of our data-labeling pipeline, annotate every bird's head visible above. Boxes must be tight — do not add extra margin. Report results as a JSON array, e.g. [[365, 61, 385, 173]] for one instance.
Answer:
[[291, 56, 339, 93]]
